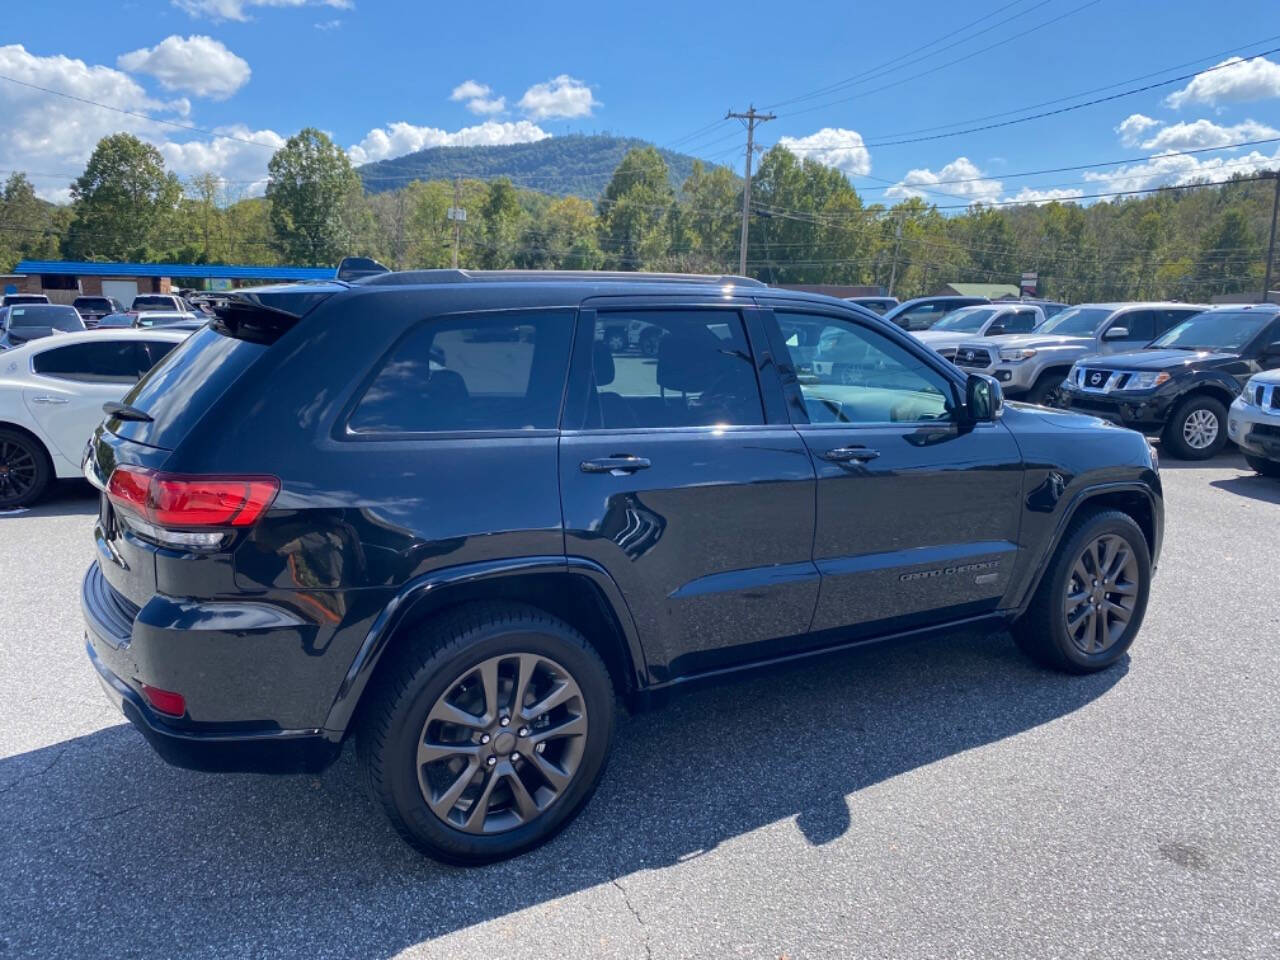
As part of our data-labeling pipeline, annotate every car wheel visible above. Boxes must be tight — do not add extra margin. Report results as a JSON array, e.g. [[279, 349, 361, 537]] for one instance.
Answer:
[[1162, 395, 1228, 460], [1012, 508, 1151, 674], [358, 601, 615, 865], [604, 328, 627, 353], [1244, 453, 1280, 478], [1028, 372, 1069, 408], [0, 428, 52, 509]]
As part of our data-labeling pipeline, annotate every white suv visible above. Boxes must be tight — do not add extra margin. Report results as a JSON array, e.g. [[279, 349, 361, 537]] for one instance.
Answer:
[[1229, 368, 1280, 477]]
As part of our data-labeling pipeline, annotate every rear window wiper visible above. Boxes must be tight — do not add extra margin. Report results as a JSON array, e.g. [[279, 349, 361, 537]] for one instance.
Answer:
[[103, 401, 153, 422]]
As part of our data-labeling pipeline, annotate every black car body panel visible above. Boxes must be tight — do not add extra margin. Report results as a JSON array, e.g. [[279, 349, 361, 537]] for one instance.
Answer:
[[81, 273, 1163, 773]]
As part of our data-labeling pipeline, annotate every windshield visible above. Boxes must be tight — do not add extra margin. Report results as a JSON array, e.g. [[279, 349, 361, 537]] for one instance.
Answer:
[[930, 307, 999, 333], [132, 296, 173, 309], [9, 306, 82, 330], [1149, 311, 1272, 351], [1038, 306, 1113, 336]]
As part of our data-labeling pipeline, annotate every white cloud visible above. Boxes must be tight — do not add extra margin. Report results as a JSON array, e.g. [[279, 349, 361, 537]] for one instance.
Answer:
[[1116, 113, 1161, 147], [449, 80, 505, 116], [1138, 118, 1280, 152], [118, 35, 250, 100], [517, 75, 599, 120], [159, 124, 286, 196], [886, 157, 1002, 206], [1005, 186, 1085, 205], [172, 0, 352, 23], [1083, 145, 1280, 196], [348, 120, 550, 165], [1165, 56, 1280, 109], [776, 128, 871, 177], [314, 18, 342, 29]]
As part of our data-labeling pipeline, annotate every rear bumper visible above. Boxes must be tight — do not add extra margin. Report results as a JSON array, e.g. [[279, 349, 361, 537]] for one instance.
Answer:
[[81, 562, 342, 774]]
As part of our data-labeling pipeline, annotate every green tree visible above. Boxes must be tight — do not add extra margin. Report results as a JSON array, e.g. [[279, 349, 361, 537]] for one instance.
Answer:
[[266, 127, 364, 265], [597, 147, 675, 270], [515, 195, 602, 270], [677, 161, 739, 272], [64, 134, 181, 260], [1193, 207, 1259, 296], [0, 173, 58, 271], [477, 178, 525, 269]]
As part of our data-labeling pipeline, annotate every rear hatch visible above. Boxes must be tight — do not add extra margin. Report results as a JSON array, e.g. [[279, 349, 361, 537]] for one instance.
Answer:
[[87, 284, 341, 609]]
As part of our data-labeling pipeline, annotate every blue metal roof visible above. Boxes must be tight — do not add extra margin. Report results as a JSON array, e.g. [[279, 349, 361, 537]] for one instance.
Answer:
[[15, 260, 335, 281]]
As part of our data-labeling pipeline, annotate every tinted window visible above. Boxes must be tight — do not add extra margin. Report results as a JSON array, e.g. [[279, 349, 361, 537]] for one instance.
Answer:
[[1149, 311, 1274, 352], [1112, 310, 1154, 341], [1039, 307, 1113, 336], [74, 298, 112, 310], [777, 311, 955, 424], [582, 311, 763, 429], [1157, 308, 1202, 334], [1003, 309, 1039, 333], [893, 303, 950, 331], [32, 341, 154, 382], [132, 295, 175, 309], [9, 306, 83, 331], [350, 310, 573, 434], [931, 307, 997, 333]]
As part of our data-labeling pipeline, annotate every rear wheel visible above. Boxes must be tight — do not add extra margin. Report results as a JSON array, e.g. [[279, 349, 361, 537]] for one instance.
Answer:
[[1162, 395, 1228, 460], [1245, 453, 1280, 478], [1012, 509, 1151, 673], [358, 602, 615, 865], [0, 428, 52, 509]]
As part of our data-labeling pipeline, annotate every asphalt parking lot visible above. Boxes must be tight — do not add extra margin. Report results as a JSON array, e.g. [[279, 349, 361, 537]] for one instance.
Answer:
[[2, 453, 1278, 960]]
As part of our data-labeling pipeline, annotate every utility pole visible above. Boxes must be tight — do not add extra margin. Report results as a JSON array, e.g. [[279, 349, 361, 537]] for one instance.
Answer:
[[726, 105, 775, 277], [448, 177, 466, 269], [1263, 170, 1280, 304], [887, 217, 903, 297]]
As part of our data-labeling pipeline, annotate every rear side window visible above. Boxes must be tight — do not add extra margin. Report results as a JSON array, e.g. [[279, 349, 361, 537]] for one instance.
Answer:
[[580, 310, 763, 429], [348, 310, 574, 435], [33, 341, 154, 383]]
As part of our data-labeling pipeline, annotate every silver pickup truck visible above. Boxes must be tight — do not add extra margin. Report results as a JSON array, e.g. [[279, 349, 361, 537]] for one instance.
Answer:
[[953, 302, 1206, 406]]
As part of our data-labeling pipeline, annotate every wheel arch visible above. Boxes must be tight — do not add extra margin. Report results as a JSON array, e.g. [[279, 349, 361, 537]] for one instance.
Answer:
[[1012, 482, 1161, 617], [326, 556, 647, 734], [1169, 379, 1237, 409], [0, 419, 56, 482]]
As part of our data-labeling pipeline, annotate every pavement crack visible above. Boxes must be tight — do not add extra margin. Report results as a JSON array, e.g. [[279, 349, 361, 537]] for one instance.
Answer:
[[82, 802, 144, 823], [0, 747, 66, 796], [611, 877, 653, 960]]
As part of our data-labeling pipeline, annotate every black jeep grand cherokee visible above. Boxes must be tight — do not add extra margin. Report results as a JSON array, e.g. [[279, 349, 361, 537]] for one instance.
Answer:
[[82, 270, 1163, 864]]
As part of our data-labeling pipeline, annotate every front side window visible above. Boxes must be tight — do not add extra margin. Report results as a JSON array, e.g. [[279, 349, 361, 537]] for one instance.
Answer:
[[893, 303, 949, 331], [581, 310, 763, 429], [32, 341, 154, 383], [1002, 309, 1039, 334], [349, 310, 573, 434], [777, 311, 956, 424]]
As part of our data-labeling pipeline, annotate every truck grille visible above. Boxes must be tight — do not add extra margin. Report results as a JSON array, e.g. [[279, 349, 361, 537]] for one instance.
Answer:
[[1254, 383, 1280, 409], [953, 347, 992, 367]]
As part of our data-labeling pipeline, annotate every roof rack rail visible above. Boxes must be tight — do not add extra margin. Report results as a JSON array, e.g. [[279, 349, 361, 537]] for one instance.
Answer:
[[354, 269, 767, 288]]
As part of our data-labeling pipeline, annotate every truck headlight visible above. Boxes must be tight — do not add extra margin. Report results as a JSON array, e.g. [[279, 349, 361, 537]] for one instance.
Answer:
[[1240, 379, 1259, 405], [999, 347, 1037, 362], [1119, 371, 1170, 390]]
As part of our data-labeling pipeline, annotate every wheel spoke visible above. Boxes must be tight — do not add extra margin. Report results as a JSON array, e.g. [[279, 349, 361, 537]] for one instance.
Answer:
[[1099, 538, 1118, 579], [1103, 599, 1131, 625], [506, 769, 541, 821], [529, 751, 571, 791], [476, 657, 501, 724], [1093, 605, 1107, 650], [522, 679, 576, 722], [418, 739, 480, 766], [530, 712, 586, 744], [1109, 580, 1138, 596], [1067, 604, 1093, 631], [429, 759, 479, 818], [512, 654, 538, 716], [462, 766, 503, 832], [427, 698, 486, 730]]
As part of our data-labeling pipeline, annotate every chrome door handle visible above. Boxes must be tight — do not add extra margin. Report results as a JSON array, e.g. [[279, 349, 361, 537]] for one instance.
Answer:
[[580, 455, 651, 475], [823, 446, 880, 463], [30, 395, 69, 404]]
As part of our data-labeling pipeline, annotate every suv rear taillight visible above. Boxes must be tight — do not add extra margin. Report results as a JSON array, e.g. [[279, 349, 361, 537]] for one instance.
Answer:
[[106, 466, 278, 548]]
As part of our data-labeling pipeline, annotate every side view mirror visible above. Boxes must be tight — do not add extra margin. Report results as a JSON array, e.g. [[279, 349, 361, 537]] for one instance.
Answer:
[[1103, 326, 1129, 340], [964, 373, 1003, 423]]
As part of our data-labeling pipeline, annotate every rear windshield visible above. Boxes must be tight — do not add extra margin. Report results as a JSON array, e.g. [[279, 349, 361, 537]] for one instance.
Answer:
[[132, 295, 174, 309], [111, 325, 266, 448], [9, 305, 83, 330], [75, 298, 111, 309]]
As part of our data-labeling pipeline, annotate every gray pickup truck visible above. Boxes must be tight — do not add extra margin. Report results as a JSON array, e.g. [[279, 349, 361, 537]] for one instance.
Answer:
[[953, 302, 1206, 406]]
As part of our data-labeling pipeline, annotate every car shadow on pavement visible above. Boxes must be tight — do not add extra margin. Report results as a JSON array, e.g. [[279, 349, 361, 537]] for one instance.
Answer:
[[1208, 474, 1280, 504], [0, 629, 1125, 957], [0, 480, 99, 520]]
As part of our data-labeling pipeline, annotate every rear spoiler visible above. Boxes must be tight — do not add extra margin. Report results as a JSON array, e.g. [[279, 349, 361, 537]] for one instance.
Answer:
[[213, 285, 341, 344]]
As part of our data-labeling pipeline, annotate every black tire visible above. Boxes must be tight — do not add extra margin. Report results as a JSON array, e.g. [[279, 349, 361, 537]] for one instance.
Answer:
[[357, 601, 615, 865], [0, 427, 53, 509], [1028, 371, 1069, 408], [1012, 508, 1151, 674], [1245, 453, 1280, 478], [1161, 394, 1228, 460]]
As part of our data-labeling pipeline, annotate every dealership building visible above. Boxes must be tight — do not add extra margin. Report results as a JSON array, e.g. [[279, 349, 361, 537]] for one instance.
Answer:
[[1, 260, 335, 305]]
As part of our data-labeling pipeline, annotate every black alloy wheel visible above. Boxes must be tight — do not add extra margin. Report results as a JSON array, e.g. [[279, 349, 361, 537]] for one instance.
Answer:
[[0, 429, 51, 509], [1062, 533, 1140, 656]]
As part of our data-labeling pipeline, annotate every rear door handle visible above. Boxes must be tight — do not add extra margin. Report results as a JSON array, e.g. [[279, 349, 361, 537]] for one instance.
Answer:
[[823, 446, 880, 463], [580, 455, 651, 475], [30, 395, 69, 405]]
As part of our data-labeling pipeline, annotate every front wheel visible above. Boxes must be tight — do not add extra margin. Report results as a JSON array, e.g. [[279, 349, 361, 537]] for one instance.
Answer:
[[1028, 372, 1069, 408], [1245, 453, 1280, 478], [1012, 509, 1151, 673], [1162, 395, 1228, 460], [358, 602, 615, 865]]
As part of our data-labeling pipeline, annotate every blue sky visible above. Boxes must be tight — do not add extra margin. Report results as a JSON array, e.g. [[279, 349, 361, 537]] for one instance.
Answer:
[[3, 0, 1280, 205]]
